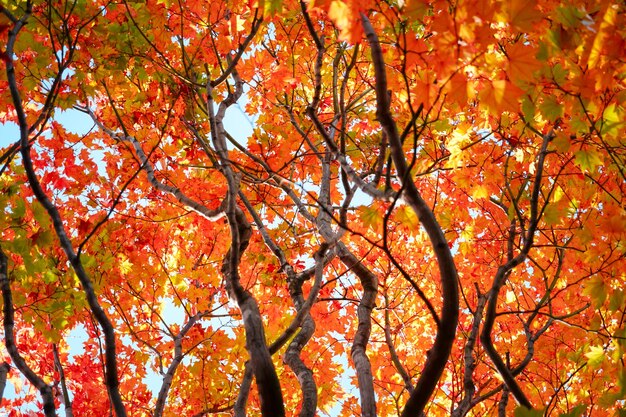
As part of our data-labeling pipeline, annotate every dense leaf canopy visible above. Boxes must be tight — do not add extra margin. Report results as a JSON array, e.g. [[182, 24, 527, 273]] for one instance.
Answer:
[[0, 0, 625, 416]]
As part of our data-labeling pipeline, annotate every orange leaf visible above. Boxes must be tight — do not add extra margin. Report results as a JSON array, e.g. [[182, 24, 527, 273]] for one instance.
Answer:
[[478, 79, 523, 113], [506, 42, 541, 83], [505, 0, 542, 32]]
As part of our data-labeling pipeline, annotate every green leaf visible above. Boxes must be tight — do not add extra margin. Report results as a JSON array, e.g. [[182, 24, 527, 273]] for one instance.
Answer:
[[551, 63, 568, 85], [583, 275, 607, 307], [507, 203, 517, 221], [262, 0, 283, 15], [574, 149, 603, 172], [609, 289, 625, 312], [555, 6, 585, 28], [601, 103, 625, 138], [514, 407, 544, 417], [43, 270, 58, 284], [359, 205, 382, 231], [395, 205, 419, 229], [521, 96, 536, 121], [558, 404, 587, 417], [10, 199, 25, 220], [536, 41, 549, 61], [539, 96, 564, 122], [551, 134, 571, 152], [31, 201, 51, 228], [543, 203, 564, 226]]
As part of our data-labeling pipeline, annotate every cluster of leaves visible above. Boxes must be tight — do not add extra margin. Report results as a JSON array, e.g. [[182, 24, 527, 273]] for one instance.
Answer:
[[0, 0, 624, 416]]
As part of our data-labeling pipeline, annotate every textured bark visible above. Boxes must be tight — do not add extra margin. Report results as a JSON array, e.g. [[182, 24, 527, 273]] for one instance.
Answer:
[[154, 314, 203, 417], [360, 13, 460, 417], [53, 344, 74, 417], [451, 289, 487, 417], [498, 389, 510, 417], [283, 316, 317, 417], [234, 362, 254, 417], [479, 265, 532, 409], [340, 250, 378, 417], [208, 62, 285, 416], [0, 362, 9, 406], [219, 206, 284, 417], [282, 246, 327, 417]]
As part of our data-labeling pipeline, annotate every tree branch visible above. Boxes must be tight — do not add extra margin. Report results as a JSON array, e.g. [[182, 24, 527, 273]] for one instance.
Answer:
[[479, 132, 552, 410], [52, 344, 74, 417], [360, 13, 459, 417], [154, 312, 206, 417], [207, 60, 285, 417]]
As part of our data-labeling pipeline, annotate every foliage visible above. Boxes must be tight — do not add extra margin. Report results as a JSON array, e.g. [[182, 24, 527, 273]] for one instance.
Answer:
[[0, 0, 624, 416]]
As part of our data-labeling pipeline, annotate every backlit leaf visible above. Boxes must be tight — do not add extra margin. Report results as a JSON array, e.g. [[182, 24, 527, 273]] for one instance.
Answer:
[[505, 0, 543, 31], [585, 345, 605, 367], [574, 149, 603, 172], [583, 275, 607, 307]]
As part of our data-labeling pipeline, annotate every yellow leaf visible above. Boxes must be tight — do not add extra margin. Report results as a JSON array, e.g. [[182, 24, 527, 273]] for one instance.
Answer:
[[445, 124, 472, 168], [601, 103, 625, 138], [359, 205, 382, 231], [583, 275, 607, 307], [328, 1, 350, 31], [395, 205, 420, 229], [587, 4, 618, 69], [471, 185, 489, 200], [551, 185, 565, 203], [505, 290, 516, 304], [585, 345, 605, 367], [118, 256, 133, 275]]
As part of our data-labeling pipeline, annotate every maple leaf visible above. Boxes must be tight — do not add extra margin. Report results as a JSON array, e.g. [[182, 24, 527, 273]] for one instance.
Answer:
[[505, 0, 543, 32], [479, 79, 523, 113], [1, 1, 624, 416], [403, 0, 429, 20], [574, 149, 603, 172], [359, 205, 383, 231], [585, 345, 606, 367], [506, 42, 542, 83]]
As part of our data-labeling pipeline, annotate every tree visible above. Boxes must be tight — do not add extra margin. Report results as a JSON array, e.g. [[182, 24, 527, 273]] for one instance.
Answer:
[[0, 0, 624, 415]]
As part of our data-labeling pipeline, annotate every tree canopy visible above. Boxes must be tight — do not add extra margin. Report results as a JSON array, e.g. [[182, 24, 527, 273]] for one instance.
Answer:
[[0, 0, 625, 416]]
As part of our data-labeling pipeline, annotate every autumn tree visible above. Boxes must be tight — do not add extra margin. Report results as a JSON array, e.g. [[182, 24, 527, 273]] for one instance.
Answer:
[[0, 0, 625, 416]]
